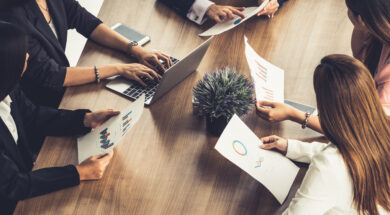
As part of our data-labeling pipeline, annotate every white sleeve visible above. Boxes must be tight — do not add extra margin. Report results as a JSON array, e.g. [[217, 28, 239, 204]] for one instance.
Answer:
[[283, 150, 339, 215], [186, 0, 214, 25], [286, 140, 329, 163]]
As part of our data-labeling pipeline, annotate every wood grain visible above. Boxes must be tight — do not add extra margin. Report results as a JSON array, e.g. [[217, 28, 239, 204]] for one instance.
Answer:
[[15, 0, 353, 214]]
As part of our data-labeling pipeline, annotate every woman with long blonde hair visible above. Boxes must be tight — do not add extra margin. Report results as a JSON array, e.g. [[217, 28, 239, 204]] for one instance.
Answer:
[[261, 54, 390, 215]]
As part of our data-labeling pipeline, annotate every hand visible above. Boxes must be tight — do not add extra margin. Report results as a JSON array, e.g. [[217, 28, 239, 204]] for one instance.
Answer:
[[117, 63, 162, 87], [131, 46, 173, 72], [84, 109, 120, 129], [76, 151, 114, 181], [257, 0, 279, 17], [256, 100, 299, 123], [206, 4, 245, 23], [260, 135, 288, 155]]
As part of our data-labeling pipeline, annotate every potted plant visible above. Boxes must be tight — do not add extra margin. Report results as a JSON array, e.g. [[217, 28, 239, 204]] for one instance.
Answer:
[[193, 67, 254, 136]]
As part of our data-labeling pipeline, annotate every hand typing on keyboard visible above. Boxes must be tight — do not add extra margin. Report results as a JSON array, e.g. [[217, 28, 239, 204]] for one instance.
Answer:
[[118, 63, 161, 87], [132, 48, 173, 72]]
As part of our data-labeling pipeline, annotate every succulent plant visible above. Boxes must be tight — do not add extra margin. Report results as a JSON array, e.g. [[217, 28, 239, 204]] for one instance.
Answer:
[[193, 67, 254, 121]]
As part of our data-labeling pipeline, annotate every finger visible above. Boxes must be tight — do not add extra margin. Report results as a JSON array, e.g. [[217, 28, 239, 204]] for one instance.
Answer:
[[256, 101, 271, 114], [213, 15, 222, 23], [225, 9, 235, 19], [157, 53, 172, 69], [139, 71, 154, 81], [258, 100, 276, 108], [260, 142, 277, 150], [151, 57, 166, 72], [143, 67, 162, 80], [257, 10, 267, 16], [106, 109, 120, 116], [133, 75, 147, 87], [142, 60, 158, 72], [218, 11, 228, 21], [231, 8, 245, 19]]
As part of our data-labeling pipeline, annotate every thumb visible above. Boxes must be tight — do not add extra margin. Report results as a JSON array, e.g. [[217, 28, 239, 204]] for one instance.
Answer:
[[260, 142, 277, 150], [258, 100, 275, 108]]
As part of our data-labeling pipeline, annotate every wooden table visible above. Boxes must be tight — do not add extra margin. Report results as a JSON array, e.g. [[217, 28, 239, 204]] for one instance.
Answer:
[[15, 0, 353, 214]]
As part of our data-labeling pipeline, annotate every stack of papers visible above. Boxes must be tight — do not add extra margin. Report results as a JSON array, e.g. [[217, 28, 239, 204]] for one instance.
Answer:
[[244, 36, 284, 103], [77, 94, 145, 163], [215, 115, 299, 204]]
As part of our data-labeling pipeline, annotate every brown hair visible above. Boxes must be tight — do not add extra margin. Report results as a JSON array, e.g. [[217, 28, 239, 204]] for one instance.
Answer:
[[345, 0, 390, 74], [313, 54, 390, 215]]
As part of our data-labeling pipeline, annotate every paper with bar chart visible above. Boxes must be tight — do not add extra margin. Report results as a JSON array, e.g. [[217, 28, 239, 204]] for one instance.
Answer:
[[215, 115, 299, 204], [199, 0, 269, 37], [244, 36, 284, 103], [77, 94, 145, 163]]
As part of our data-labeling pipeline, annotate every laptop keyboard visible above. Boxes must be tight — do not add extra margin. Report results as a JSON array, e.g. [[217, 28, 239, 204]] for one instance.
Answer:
[[123, 57, 179, 101]]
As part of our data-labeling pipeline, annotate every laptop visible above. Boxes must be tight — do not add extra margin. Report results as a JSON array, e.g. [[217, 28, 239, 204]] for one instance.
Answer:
[[106, 36, 214, 105]]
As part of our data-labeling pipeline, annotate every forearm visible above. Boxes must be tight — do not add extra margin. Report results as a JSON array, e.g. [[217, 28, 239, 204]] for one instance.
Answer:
[[90, 24, 130, 53], [63, 65, 120, 87], [289, 109, 323, 134]]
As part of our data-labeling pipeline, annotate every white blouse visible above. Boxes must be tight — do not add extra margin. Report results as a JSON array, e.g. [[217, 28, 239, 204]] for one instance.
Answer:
[[283, 140, 388, 215], [0, 96, 18, 143]]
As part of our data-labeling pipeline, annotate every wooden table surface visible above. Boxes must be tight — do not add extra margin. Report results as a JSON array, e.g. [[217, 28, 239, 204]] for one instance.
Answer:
[[15, 0, 353, 214]]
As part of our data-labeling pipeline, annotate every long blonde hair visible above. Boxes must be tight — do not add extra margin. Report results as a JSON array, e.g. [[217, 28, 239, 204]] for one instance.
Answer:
[[313, 54, 390, 215]]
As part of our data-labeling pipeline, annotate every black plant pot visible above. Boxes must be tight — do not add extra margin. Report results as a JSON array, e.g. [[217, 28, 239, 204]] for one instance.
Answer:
[[206, 115, 229, 137]]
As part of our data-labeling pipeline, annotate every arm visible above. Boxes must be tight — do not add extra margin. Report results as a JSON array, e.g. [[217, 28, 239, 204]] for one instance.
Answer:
[[286, 140, 328, 163], [282, 152, 336, 214], [0, 152, 79, 201], [158, 0, 196, 17], [256, 101, 324, 134], [13, 87, 91, 137]]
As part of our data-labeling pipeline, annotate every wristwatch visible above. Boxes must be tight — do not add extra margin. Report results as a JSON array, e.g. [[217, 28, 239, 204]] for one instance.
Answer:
[[126, 41, 138, 56]]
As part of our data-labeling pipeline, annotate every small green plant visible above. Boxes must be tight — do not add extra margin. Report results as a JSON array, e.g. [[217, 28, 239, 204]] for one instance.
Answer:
[[193, 67, 254, 120]]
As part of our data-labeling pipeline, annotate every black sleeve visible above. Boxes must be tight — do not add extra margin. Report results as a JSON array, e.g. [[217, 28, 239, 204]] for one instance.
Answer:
[[13, 87, 92, 137], [25, 36, 67, 91], [278, 0, 288, 7], [158, 0, 195, 17], [62, 0, 103, 38], [0, 152, 79, 201]]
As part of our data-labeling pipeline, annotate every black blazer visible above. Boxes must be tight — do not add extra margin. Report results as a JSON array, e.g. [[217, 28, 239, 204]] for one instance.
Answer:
[[0, 0, 102, 107], [159, 0, 288, 17], [0, 86, 91, 214]]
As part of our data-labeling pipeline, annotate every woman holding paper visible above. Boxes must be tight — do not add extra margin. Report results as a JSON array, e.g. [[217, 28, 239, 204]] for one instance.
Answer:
[[256, 0, 390, 132], [0, 0, 173, 107], [0, 22, 118, 214], [260, 55, 390, 215]]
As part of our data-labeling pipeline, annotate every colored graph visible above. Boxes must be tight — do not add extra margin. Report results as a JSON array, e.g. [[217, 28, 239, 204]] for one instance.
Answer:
[[232, 140, 247, 156], [99, 128, 114, 149], [121, 111, 133, 135], [262, 86, 274, 101], [255, 59, 268, 82]]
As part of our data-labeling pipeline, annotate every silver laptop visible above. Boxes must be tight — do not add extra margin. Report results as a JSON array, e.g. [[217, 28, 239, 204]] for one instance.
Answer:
[[106, 36, 214, 105]]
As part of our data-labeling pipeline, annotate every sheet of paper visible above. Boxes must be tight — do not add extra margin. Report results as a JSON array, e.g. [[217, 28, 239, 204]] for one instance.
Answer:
[[244, 36, 284, 103], [199, 0, 269, 37], [65, 0, 105, 66], [77, 94, 145, 163], [215, 115, 299, 204]]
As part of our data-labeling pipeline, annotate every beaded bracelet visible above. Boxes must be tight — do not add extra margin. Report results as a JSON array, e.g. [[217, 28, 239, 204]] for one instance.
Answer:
[[302, 112, 311, 129], [94, 66, 100, 84]]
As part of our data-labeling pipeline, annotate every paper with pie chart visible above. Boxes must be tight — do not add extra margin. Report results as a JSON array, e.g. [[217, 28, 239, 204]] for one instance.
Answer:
[[77, 94, 145, 163], [199, 0, 269, 37], [244, 36, 284, 103], [215, 114, 299, 204]]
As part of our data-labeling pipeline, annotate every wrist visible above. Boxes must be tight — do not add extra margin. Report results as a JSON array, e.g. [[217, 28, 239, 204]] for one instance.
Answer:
[[129, 45, 142, 59], [76, 165, 86, 181], [83, 113, 92, 128], [289, 107, 305, 124]]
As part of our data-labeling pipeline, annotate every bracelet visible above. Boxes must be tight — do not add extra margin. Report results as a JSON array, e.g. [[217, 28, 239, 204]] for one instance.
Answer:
[[94, 66, 100, 84], [126, 41, 138, 56], [301, 112, 311, 129]]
